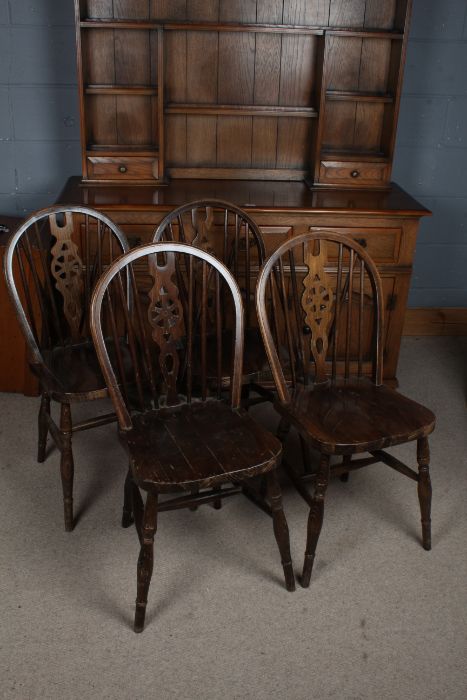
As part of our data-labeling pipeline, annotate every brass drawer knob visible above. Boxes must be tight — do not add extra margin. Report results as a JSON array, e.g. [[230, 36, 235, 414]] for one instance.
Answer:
[[118, 165, 128, 173], [350, 170, 360, 178]]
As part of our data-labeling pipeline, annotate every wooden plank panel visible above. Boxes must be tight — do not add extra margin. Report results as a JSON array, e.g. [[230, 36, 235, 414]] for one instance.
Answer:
[[87, 95, 117, 144], [322, 101, 356, 150], [279, 35, 316, 107], [256, 0, 283, 23], [254, 34, 281, 105], [165, 31, 187, 102], [151, 0, 187, 19], [252, 117, 278, 168], [150, 30, 158, 86], [113, 0, 149, 19], [364, 0, 397, 29], [329, 0, 365, 27], [188, 1, 220, 21], [86, 1, 113, 18], [326, 36, 361, 92], [115, 30, 150, 85], [354, 102, 384, 151], [117, 96, 153, 145], [166, 115, 187, 166], [218, 32, 255, 105], [276, 117, 311, 168], [359, 39, 391, 93], [83, 29, 115, 84], [283, 0, 331, 25], [186, 116, 218, 166], [217, 116, 252, 166], [187, 32, 219, 103], [219, 0, 256, 22]]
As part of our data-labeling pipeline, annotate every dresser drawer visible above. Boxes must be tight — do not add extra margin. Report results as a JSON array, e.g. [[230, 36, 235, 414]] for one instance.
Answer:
[[86, 156, 159, 181], [319, 160, 390, 187], [309, 226, 401, 264]]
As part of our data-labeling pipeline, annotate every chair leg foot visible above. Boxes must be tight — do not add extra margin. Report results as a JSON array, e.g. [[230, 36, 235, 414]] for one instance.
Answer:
[[134, 492, 158, 633], [283, 562, 296, 592], [134, 603, 147, 633], [64, 499, 74, 533], [212, 486, 222, 510], [417, 437, 432, 551], [122, 468, 134, 528], [301, 554, 315, 588], [60, 403, 74, 532], [301, 453, 330, 588], [189, 486, 199, 511], [267, 470, 295, 592], [37, 394, 50, 463]]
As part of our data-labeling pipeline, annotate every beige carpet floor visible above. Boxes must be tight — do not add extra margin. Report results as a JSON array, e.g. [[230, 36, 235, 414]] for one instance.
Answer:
[[0, 337, 466, 700]]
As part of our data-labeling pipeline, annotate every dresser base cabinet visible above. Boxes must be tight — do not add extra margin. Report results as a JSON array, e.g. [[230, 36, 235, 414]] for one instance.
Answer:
[[58, 177, 430, 386]]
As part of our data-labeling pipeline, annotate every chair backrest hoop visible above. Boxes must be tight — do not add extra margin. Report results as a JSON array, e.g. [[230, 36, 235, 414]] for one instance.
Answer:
[[3, 205, 129, 369], [256, 230, 385, 404], [90, 242, 245, 432], [153, 198, 266, 260]]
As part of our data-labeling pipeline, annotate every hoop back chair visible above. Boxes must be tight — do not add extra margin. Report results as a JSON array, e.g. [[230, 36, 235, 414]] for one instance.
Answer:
[[3, 206, 129, 530], [256, 231, 435, 586], [153, 200, 270, 403], [90, 242, 294, 632]]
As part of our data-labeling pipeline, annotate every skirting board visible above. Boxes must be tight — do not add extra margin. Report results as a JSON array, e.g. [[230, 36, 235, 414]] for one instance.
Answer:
[[403, 308, 467, 336]]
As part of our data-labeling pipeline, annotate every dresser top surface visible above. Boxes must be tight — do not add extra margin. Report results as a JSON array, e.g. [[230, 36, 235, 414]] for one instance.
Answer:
[[58, 177, 430, 217]]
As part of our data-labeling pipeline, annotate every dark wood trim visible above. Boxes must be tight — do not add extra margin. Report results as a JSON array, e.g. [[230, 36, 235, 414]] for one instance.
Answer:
[[403, 308, 467, 336]]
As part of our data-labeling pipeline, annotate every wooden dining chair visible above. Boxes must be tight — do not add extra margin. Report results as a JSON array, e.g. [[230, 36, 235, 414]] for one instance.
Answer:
[[255, 231, 435, 587], [153, 200, 271, 405], [3, 205, 129, 531], [90, 241, 295, 632]]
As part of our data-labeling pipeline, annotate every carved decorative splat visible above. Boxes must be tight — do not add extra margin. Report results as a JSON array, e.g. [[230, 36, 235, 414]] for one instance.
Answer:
[[148, 251, 184, 406], [191, 206, 215, 254], [49, 212, 84, 341], [301, 240, 335, 382]]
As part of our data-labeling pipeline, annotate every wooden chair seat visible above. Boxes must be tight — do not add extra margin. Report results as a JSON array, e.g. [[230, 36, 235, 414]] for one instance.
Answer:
[[127, 401, 281, 492], [275, 377, 435, 455]]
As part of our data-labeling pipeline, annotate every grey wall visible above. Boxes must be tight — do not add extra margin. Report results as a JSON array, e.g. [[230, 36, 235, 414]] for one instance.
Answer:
[[0, 1, 80, 216], [392, 0, 467, 307], [1, 0, 466, 307]]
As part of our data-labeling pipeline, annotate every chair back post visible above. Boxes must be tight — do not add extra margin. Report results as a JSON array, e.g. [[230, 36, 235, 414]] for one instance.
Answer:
[[256, 231, 385, 401], [3, 205, 129, 374], [90, 242, 245, 432]]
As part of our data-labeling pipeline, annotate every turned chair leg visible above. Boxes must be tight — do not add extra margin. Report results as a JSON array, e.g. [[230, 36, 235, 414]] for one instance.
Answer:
[[340, 455, 351, 483], [267, 470, 295, 592], [134, 491, 158, 633], [417, 437, 432, 551], [122, 466, 134, 528], [37, 393, 50, 463], [299, 435, 314, 475], [59, 403, 74, 532], [302, 453, 330, 588]]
